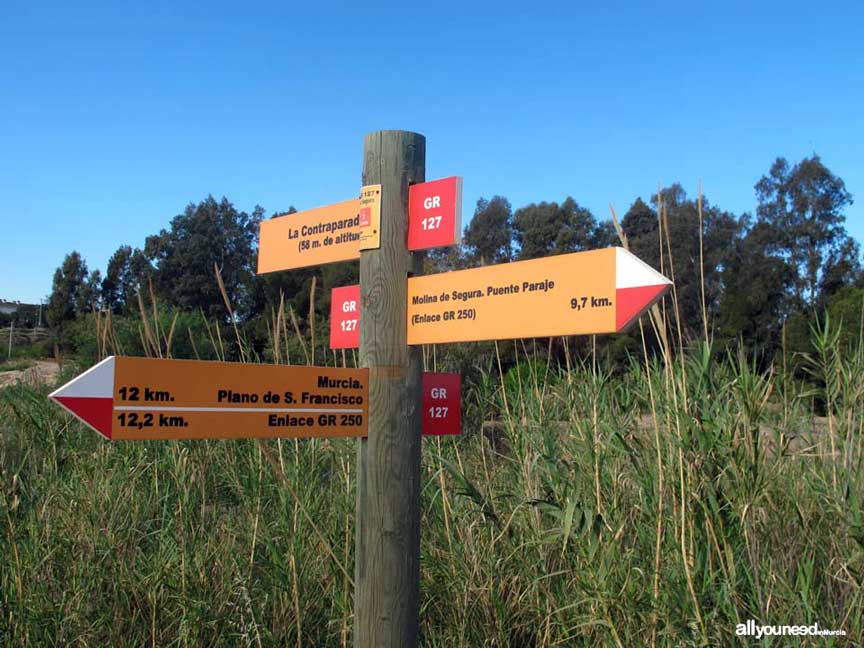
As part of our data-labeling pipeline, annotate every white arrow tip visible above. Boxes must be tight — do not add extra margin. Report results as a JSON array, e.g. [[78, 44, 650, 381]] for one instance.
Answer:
[[49, 356, 115, 400], [615, 247, 672, 289]]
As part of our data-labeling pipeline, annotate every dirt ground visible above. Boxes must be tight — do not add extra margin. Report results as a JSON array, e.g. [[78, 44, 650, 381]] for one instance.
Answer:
[[0, 359, 60, 389]]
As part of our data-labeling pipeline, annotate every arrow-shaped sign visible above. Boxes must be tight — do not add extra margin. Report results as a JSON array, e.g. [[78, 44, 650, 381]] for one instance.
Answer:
[[49, 357, 369, 440], [406, 247, 670, 344], [257, 187, 382, 274]]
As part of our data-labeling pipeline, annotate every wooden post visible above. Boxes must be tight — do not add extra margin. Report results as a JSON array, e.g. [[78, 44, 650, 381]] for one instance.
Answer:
[[354, 130, 425, 647]]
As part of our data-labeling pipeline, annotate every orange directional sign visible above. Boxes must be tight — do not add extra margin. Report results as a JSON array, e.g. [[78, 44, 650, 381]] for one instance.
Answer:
[[258, 177, 464, 274], [257, 185, 381, 273], [407, 247, 671, 344], [49, 357, 368, 440]]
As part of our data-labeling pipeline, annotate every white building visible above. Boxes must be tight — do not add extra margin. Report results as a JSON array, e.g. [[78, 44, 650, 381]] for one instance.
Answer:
[[0, 300, 37, 316]]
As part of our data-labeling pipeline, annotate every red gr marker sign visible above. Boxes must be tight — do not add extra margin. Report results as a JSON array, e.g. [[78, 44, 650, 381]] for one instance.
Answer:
[[330, 284, 360, 349], [422, 373, 460, 436], [408, 176, 463, 250]]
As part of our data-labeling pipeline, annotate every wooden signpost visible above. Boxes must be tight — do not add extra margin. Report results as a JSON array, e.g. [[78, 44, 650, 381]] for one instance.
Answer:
[[49, 129, 671, 648], [49, 356, 369, 440], [353, 130, 425, 647]]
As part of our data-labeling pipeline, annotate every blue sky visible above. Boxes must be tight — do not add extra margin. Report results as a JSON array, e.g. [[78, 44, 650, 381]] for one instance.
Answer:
[[1, 0, 862, 303]]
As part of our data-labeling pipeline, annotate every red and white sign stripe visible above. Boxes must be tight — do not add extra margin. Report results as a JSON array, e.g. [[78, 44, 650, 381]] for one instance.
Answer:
[[614, 248, 671, 331], [49, 356, 115, 438]]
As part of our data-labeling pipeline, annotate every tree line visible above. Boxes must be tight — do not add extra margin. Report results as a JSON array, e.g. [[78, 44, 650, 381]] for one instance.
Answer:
[[46, 154, 861, 362]]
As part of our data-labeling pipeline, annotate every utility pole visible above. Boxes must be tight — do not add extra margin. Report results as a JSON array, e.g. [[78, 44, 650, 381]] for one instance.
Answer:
[[354, 130, 425, 647]]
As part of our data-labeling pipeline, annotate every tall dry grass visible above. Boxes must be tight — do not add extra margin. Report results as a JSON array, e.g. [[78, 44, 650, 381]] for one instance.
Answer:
[[2, 221, 863, 646]]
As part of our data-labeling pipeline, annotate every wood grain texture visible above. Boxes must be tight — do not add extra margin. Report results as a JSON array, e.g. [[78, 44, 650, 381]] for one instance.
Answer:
[[354, 130, 425, 648]]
